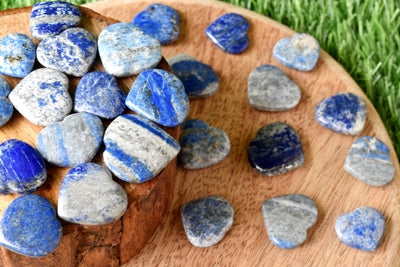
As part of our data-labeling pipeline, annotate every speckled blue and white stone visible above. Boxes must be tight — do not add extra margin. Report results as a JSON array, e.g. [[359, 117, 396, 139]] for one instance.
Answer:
[[103, 114, 180, 183], [181, 196, 234, 247], [335, 207, 385, 251], [0, 194, 62, 257], [0, 77, 13, 127], [178, 119, 230, 169], [205, 13, 249, 54], [30, 1, 81, 40], [262, 194, 318, 249], [36, 112, 103, 168], [74, 71, 126, 119], [133, 3, 180, 45], [98, 23, 161, 77], [8, 68, 72, 126], [167, 54, 219, 98], [345, 136, 395, 186], [58, 163, 127, 225], [247, 122, 304, 176], [0, 33, 35, 78], [0, 139, 46, 195], [37, 27, 97, 77], [248, 65, 301, 111], [315, 92, 367, 135], [273, 33, 320, 71], [126, 69, 189, 127]]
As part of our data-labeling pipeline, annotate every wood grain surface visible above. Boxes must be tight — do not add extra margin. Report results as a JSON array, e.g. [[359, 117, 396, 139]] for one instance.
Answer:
[[83, 0, 400, 266]]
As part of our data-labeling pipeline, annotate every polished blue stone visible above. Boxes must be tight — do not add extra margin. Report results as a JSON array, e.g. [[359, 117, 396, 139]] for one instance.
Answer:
[[273, 33, 320, 71], [133, 3, 180, 45], [179, 119, 230, 169], [0, 33, 35, 78], [0, 194, 62, 257], [74, 71, 126, 119], [30, 1, 81, 40], [335, 207, 385, 251], [205, 13, 249, 54], [167, 54, 219, 98], [0, 77, 13, 127], [247, 122, 304, 176], [181, 196, 234, 247], [315, 92, 367, 135], [126, 69, 189, 127], [0, 139, 47, 195]]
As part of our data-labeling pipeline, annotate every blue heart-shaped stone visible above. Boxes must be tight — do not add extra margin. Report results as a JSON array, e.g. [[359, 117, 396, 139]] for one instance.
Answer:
[[126, 69, 189, 127], [37, 27, 97, 77], [0, 194, 62, 257], [0, 76, 13, 127], [74, 71, 126, 119], [205, 13, 249, 54], [133, 3, 180, 45], [0, 33, 35, 78], [0, 139, 46, 195], [335, 206, 385, 251], [247, 122, 304, 176], [315, 92, 367, 135]]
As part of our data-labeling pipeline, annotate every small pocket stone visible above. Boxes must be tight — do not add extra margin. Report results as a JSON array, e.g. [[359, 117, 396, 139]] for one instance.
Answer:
[[0, 76, 13, 127]]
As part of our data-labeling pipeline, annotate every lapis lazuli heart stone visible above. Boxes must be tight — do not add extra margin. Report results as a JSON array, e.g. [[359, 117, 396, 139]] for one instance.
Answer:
[[58, 163, 128, 225], [181, 196, 234, 247], [74, 71, 126, 119], [0, 139, 46, 195], [247, 122, 304, 176], [335, 206, 385, 251], [345, 136, 395, 186], [0, 33, 35, 78], [205, 13, 249, 54], [179, 119, 230, 169], [273, 33, 320, 71], [30, 1, 81, 40], [133, 3, 180, 45], [0, 76, 13, 127], [126, 69, 189, 127], [0, 194, 62, 257], [98, 23, 161, 77], [315, 92, 367, 135], [103, 114, 180, 183], [37, 27, 97, 77], [167, 54, 220, 98]]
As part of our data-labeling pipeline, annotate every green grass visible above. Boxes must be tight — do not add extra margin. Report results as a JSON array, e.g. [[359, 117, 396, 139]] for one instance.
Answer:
[[2, 0, 400, 159]]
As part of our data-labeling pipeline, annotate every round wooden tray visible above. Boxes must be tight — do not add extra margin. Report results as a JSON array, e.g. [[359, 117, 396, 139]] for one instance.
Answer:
[[0, 6, 178, 267]]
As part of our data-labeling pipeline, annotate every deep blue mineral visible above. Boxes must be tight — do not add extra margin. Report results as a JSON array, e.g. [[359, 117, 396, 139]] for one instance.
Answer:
[[0, 76, 13, 127]]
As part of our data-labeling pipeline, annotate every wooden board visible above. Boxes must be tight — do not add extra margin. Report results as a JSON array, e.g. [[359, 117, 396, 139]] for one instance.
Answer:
[[0, 6, 178, 267], [83, 0, 400, 266]]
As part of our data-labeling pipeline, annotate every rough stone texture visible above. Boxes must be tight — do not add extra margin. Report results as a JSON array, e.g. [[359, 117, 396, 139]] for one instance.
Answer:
[[247, 122, 304, 176], [37, 27, 97, 77], [8, 68, 72, 126], [30, 1, 81, 40], [0, 33, 35, 78], [178, 119, 230, 169], [0, 194, 62, 257], [74, 71, 126, 119], [0, 76, 12, 127], [133, 3, 180, 45], [125, 69, 189, 127], [103, 114, 180, 183], [262, 194, 318, 249], [58, 163, 128, 225], [36, 112, 104, 167], [273, 33, 320, 71], [167, 54, 219, 98], [315, 92, 367, 135], [98, 23, 161, 77], [181, 196, 234, 247], [344, 136, 395, 186], [248, 64, 301, 111], [335, 206, 385, 251]]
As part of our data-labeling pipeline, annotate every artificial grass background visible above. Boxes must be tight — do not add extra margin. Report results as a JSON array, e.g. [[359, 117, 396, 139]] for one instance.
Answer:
[[1, 0, 400, 160]]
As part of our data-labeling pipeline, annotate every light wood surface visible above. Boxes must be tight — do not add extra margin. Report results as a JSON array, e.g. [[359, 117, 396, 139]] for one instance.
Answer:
[[84, 0, 400, 266]]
